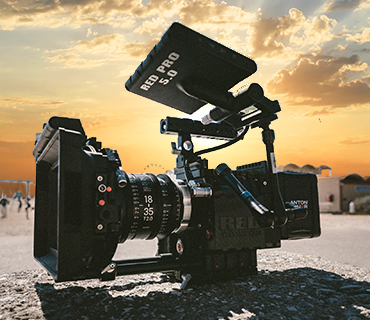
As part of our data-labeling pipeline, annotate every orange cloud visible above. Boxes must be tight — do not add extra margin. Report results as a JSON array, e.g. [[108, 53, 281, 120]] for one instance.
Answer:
[[303, 107, 336, 116], [134, 17, 168, 35], [47, 52, 106, 68], [339, 135, 370, 144], [246, 9, 337, 59], [0, 0, 186, 30], [46, 33, 159, 68], [40, 111, 129, 130], [0, 0, 259, 32], [76, 34, 126, 52], [0, 97, 65, 107], [266, 54, 370, 110], [0, 0, 141, 30], [178, 0, 255, 30]]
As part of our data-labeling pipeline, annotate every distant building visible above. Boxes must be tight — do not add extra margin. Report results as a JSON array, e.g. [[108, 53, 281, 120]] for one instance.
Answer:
[[318, 174, 370, 213], [278, 163, 332, 176], [278, 164, 370, 213]]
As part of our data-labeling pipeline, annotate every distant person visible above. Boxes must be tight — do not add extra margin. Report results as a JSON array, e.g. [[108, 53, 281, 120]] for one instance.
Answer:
[[25, 198, 31, 220], [0, 197, 9, 219], [13, 192, 22, 213], [349, 201, 355, 214], [17, 198, 22, 213]]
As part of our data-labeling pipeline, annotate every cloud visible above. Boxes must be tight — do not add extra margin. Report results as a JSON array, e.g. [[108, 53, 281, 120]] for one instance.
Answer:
[[178, 0, 255, 31], [266, 54, 370, 110], [129, 0, 185, 18], [46, 33, 159, 68], [344, 27, 370, 44], [319, 0, 370, 12], [303, 107, 337, 116], [0, 97, 65, 108], [76, 34, 127, 54], [128, 1, 256, 54], [320, 0, 363, 11], [124, 38, 159, 58], [47, 52, 106, 68], [0, 0, 186, 30], [363, 75, 370, 84], [40, 111, 126, 129], [0, 0, 257, 32], [245, 8, 337, 60], [0, 1, 340, 66], [0, 0, 140, 30], [339, 135, 370, 144], [134, 17, 169, 35]]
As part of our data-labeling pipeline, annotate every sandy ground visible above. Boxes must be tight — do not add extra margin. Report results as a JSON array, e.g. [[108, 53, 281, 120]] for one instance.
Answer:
[[0, 200, 40, 273], [279, 213, 370, 269], [0, 200, 369, 274]]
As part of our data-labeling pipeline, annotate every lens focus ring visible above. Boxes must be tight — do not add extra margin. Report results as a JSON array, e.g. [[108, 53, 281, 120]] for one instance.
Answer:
[[118, 173, 189, 242]]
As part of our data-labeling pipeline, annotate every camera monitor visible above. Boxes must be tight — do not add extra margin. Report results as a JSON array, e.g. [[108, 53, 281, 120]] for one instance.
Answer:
[[125, 22, 257, 114]]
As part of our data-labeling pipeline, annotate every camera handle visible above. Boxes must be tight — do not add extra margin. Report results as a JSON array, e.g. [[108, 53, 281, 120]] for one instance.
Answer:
[[260, 122, 288, 227], [259, 121, 308, 225]]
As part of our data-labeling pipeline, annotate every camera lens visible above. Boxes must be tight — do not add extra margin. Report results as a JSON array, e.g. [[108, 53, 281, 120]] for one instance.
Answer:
[[118, 173, 189, 243]]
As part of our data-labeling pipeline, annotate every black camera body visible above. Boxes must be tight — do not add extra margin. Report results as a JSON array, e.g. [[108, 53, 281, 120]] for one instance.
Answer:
[[32, 23, 320, 287], [158, 159, 320, 284]]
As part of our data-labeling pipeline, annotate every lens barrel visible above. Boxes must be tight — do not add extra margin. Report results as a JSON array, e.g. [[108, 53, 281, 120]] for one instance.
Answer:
[[118, 173, 185, 242]]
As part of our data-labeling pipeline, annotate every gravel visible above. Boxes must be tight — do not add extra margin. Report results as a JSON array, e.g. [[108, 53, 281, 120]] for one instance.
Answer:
[[1, 250, 369, 320]]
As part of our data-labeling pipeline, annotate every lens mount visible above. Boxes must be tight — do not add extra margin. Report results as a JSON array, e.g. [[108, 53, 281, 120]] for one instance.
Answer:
[[172, 179, 191, 233]]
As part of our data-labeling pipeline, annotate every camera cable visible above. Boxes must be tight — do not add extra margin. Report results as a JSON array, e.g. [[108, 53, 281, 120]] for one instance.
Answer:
[[194, 125, 249, 157]]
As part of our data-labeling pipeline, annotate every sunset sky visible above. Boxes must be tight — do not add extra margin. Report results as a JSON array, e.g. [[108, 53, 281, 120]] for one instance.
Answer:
[[1, 0, 370, 194]]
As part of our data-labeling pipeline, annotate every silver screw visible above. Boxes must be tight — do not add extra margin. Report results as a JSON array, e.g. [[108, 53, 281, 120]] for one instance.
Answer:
[[118, 178, 127, 188], [97, 224, 104, 230], [98, 184, 107, 193], [183, 140, 193, 151]]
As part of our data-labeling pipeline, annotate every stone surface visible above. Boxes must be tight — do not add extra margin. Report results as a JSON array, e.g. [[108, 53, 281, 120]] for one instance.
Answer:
[[0, 251, 369, 319]]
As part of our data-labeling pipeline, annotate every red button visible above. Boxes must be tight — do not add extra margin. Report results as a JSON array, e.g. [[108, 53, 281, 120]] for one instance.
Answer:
[[205, 230, 211, 239]]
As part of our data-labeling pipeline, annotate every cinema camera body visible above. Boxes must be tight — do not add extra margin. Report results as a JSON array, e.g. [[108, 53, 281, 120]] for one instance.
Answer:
[[32, 23, 320, 287]]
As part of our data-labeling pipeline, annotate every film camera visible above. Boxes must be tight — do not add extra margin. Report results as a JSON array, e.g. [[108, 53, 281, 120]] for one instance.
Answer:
[[32, 23, 320, 287]]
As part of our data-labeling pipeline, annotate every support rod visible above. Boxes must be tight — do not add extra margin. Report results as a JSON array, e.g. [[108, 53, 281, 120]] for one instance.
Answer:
[[112, 254, 201, 277]]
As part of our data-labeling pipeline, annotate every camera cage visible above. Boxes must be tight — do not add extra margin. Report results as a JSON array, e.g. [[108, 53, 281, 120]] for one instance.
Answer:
[[33, 23, 320, 287], [125, 22, 307, 229]]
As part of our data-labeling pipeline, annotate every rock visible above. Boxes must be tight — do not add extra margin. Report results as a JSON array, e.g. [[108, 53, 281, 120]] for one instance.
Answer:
[[339, 285, 363, 292], [316, 288, 338, 296], [0, 252, 369, 319]]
